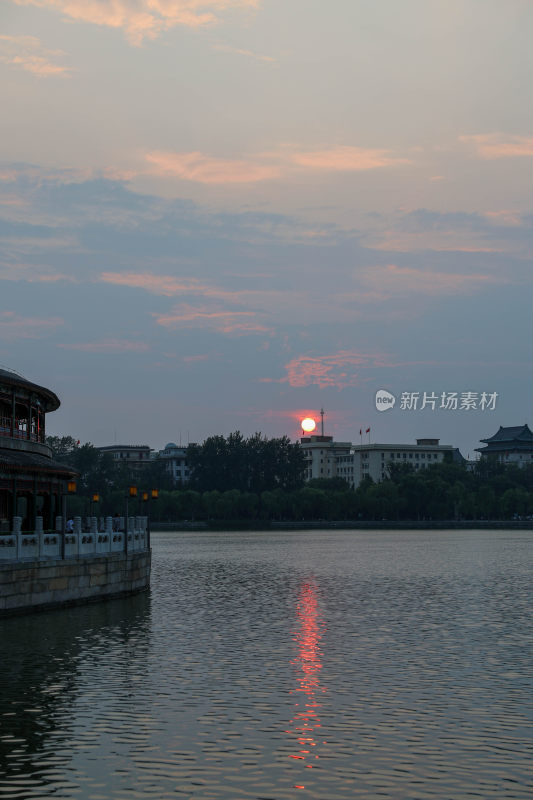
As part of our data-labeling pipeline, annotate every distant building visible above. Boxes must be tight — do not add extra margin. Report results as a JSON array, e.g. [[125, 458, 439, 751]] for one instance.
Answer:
[[300, 435, 352, 481], [475, 425, 533, 466], [157, 442, 193, 485], [96, 444, 152, 474], [301, 435, 454, 488]]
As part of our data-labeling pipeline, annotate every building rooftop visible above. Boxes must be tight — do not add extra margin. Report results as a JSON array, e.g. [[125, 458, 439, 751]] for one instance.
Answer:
[[0, 368, 60, 412], [479, 424, 533, 444]]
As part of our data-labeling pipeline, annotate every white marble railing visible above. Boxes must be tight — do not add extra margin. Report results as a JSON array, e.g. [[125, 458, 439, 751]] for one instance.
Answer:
[[0, 516, 149, 561]]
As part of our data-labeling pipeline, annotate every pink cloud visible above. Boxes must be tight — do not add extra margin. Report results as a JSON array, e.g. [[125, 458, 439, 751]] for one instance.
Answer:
[[143, 144, 409, 185], [0, 263, 75, 283], [99, 271, 285, 308], [153, 304, 270, 335], [59, 339, 149, 352], [279, 351, 388, 389], [10, 0, 259, 45], [183, 353, 210, 363], [99, 271, 234, 298], [483, 209, 523, 227], [0, 310, 63, 338], [288, 145, 410, 171], [213, 44, 274, 62], [366, 230, 504, 254], [145, 151, 280, 184], [460, 133, 533, 159], [360, 264, 506, 297], [0, 34, 71, 77]]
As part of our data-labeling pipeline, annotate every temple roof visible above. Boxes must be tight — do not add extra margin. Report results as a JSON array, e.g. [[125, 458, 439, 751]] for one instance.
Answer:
[[476, 424, 533, 454], [0, 368, 60, 412], [479, 424, 533, 444], [0, 448, 77, 477]]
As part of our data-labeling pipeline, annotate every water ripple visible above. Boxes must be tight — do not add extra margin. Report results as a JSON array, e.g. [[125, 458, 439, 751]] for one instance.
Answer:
[[1, 530, 532, 799]]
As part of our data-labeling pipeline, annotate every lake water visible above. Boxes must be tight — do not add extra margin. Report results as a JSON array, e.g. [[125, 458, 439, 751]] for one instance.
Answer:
[[1, 530, 532, 800]]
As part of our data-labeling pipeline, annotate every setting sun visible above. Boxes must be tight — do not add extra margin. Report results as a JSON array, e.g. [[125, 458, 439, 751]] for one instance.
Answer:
[[301, 417, 316, 433]]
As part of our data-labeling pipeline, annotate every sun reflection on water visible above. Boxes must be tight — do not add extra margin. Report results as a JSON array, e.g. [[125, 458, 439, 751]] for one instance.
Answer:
[[287, 580, 326, 785]]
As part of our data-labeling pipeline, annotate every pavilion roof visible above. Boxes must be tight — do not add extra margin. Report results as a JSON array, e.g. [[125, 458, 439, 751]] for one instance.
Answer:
[[0, 448, 77, 477], [0, 368, 60, 412]]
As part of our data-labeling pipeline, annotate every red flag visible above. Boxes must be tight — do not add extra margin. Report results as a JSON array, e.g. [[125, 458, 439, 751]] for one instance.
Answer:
[[366, 427, 370, 433], [359, 429, 362, 435]]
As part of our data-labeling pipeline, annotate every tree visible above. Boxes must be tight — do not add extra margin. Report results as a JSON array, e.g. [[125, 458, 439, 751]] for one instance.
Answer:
[[188, 432, 305, 493], [46, 435, 79, 462]]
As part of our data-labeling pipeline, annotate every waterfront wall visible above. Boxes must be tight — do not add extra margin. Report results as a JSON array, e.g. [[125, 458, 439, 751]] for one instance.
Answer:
[[0, 514, 151, 616], [0, 550, 151, 616]]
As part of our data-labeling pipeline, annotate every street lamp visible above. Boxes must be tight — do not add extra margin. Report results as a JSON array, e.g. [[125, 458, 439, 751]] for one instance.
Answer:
[[142, 488, 158, 550], [90, 492, 100, 517], [62, 479, 77, 559], [124, 485, 137, 554]]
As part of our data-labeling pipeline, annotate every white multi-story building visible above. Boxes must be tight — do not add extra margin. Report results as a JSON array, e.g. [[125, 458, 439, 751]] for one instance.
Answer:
[[302, 435, 454, 488], [300, 435, 352, 481], [157, 442, 193, 485]]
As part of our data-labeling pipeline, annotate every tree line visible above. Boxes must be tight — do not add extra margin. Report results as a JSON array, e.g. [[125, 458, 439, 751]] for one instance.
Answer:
[[47, 434, 533, 522]]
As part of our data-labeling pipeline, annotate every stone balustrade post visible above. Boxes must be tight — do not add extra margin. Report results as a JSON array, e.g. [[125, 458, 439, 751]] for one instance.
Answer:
[[13, 516, 22, 559], [90, 517, 98, 535], [74, 516, 82, 535], [105, 516, 113, 534], [35, 516, 44, 535], [55, 516, 62, 533]]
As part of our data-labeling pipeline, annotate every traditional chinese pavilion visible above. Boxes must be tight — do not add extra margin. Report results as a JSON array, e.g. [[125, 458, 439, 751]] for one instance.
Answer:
[[0, 368, 76, 531], [475, 424, 533, 466]]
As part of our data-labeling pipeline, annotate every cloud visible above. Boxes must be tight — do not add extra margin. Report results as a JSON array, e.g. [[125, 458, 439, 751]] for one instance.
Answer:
[[213, 43, 274, 62], [483, 209, 523, 227], [143, 144, 409, 185], [59, 338, 149, 352], [0, 263, 74, 282], [183, 353, 210, 363], [153, 304, 271, 334], [145, 151, 281, 184], [362, 208, 525, 255], [288, 145, 410, 171], [268, 351, 388, 390], [366, 231, 503, 253], [359, 264, 506, 297], [11, 0, 259, 45], [99, 271, 287, 307], [0, 310, 63, 338], [0, 34, 71, 77], [460, 133, 533, 159]]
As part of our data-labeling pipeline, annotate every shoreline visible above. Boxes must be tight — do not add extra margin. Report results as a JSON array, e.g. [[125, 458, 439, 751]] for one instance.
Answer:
[[151, 520, 533, 532]]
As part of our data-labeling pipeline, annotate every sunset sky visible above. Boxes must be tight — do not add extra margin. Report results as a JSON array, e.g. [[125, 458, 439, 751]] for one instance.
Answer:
[[2, 0, 532, 455]]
